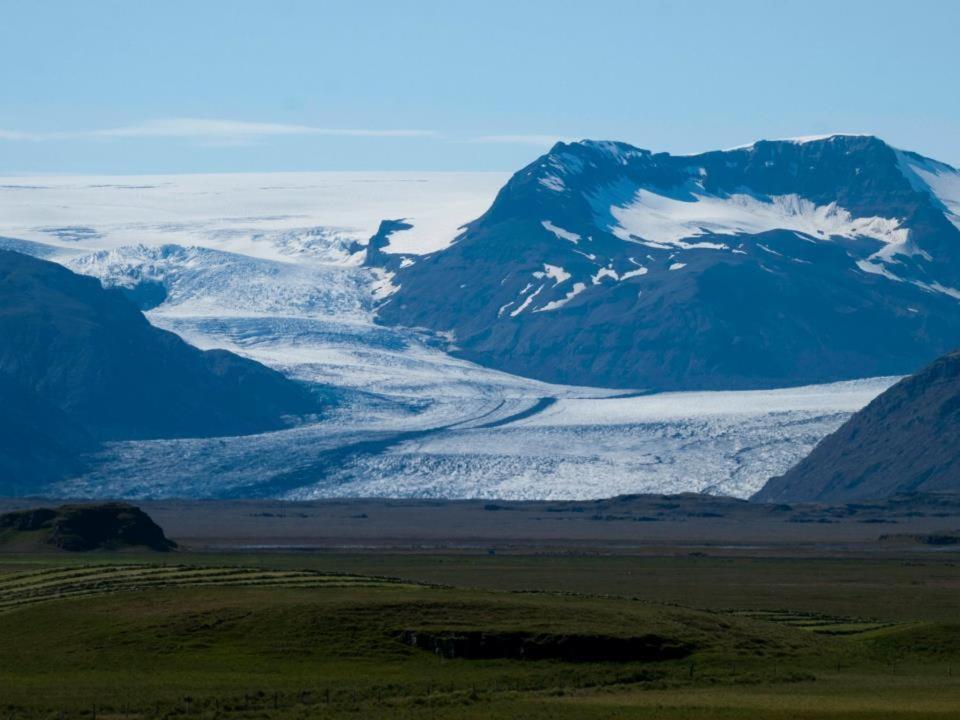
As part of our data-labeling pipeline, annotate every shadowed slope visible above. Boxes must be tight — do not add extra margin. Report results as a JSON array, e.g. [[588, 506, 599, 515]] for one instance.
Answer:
[[755, 350, 960, 502], [0, 249, 325, 489]]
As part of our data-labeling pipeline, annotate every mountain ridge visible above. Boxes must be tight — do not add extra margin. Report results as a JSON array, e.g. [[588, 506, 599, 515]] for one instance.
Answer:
[[372, 134, 960, 391]]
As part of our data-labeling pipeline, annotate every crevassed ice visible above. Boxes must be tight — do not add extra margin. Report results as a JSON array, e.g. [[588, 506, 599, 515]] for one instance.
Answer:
[[67, 243, 371, 321]]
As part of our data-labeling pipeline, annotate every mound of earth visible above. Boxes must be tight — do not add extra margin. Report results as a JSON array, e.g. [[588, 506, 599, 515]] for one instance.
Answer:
[[0, 502, 175, 552]]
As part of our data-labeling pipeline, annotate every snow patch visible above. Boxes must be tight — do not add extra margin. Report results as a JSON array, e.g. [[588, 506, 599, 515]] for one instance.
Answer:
[[915, 280, 960, 300], [510, 284, 544, 316], [370, 268, 399, 300], [758, 243, 783, 257], [542, 264, 570, 284], [607, 188, 907, 249], [578, 140, 648, 165], [858, 259, 960, 300], [591, 267, 619, 284], [539, 175, 566, 192], [541, 220, 580, 244], [621, 266, 648, 280], [537, 282, 587, 312]]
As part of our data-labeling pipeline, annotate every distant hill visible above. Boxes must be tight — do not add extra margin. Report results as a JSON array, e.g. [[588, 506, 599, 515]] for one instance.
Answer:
[[0, 249, 325, 491], [0, 503, 175, 551], [754, 350, 960, 502], [374, 135, 960, 390]]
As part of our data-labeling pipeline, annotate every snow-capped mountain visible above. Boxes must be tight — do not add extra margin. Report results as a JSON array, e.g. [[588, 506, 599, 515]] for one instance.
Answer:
[[374, 135, 960, 391]]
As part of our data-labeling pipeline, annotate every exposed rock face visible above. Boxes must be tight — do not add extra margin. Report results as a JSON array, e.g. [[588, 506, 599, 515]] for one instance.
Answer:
[[0, 502, 176, 551], [754, 350, 960, 502]]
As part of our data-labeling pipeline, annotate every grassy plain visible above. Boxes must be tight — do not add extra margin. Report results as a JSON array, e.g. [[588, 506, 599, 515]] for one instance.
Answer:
[[0, 548, 957, 719]]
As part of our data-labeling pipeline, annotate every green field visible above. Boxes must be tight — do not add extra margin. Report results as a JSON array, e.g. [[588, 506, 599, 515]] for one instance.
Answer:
[[0, 552, 958, 718]]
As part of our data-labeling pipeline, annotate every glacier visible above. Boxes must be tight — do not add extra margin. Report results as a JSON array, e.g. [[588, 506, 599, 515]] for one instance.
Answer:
[[0, 171, 895, 500]]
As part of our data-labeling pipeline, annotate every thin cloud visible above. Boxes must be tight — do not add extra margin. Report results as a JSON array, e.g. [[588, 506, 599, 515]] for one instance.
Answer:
[[0, 118, 437, 142], [0, 129, 37, 141]]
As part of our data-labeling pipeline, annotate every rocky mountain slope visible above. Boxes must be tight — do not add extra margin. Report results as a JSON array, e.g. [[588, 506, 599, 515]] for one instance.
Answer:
[[754, 349, 960, 502], [0, 249, 324, 490], [374, 135, 960, 391]]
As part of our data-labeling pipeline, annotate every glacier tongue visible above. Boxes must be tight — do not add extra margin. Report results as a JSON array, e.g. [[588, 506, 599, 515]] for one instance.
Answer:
[[0, 171, 897, 500]]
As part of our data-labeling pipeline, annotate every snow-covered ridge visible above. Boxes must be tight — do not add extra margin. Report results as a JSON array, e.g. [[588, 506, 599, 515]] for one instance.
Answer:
[[896, 150, 960, 231], [720, 133, 873, 152]]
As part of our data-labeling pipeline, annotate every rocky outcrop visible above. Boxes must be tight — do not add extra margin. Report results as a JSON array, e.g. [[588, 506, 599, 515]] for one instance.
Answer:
[[0, 502, 175, 551]]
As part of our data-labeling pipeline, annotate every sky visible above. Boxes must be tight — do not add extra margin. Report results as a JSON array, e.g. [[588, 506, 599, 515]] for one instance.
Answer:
[[2, 0, 958, 174]]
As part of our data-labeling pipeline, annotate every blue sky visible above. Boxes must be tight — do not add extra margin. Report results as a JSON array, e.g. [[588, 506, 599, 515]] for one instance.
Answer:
[[2, 0, 958, 174]]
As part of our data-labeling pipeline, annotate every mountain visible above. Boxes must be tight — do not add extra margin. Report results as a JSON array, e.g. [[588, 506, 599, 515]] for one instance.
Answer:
[[373, 135, 960, 391], [0, 373, 97, 494], [0, 249, 324, 490], [754, 349, 960, 502]]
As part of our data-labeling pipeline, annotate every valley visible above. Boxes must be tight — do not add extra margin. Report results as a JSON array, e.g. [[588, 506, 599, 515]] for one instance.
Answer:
[[5, 5, 959, 719], [0, 169, 899, 500]]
